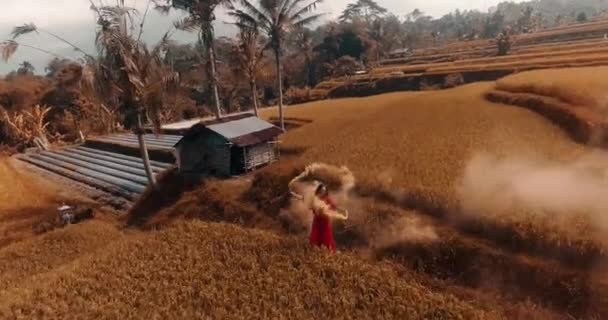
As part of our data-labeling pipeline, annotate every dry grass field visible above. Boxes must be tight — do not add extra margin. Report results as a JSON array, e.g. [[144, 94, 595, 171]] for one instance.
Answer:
[[0, 158, 93, 248], [0, 221, 500, 320], [0, 79, 605, 318], [263, 83, 586, 202], [4, 6, 608, 320], [261, 83, 608, 272], [0, 220, 123, 295], [4, 63, 608, 318]]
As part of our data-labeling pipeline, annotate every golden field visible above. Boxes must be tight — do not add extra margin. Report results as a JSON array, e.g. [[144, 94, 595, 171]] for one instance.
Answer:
[[0, 220, 500, 320], [262, 82, 608, 269], [263, 83, 586, 202], [0, 158, 93, 248], [3, 70, 608, 318]]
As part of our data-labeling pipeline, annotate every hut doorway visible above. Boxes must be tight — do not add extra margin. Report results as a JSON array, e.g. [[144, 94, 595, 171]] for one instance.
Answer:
[[230, 147, 245, 176]]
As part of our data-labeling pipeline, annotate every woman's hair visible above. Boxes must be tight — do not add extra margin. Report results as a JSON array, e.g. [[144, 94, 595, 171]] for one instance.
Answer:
[[315, 183, 327, 196]]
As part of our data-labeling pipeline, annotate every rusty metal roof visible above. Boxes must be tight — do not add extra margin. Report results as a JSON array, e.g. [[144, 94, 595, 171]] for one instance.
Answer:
[[175, 114, 283, 147]]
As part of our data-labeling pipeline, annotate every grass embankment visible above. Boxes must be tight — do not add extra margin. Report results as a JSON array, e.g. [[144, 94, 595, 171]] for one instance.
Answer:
[[487, 67, 608, 147], [495, 67, 608, 108]]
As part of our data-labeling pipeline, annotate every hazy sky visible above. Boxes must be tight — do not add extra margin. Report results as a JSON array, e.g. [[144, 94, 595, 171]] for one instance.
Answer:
[[0, 0, 522, 74]]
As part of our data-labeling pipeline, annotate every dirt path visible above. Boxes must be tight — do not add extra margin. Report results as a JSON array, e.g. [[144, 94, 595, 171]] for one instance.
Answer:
[[0, 157, 93, 248]]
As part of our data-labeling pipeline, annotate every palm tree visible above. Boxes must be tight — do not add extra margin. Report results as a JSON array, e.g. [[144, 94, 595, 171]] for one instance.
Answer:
[[1, 21, 93, 64], [231, 24, 265, 116], [299, 28, 314, 87], [160, 0, 233, 120], [10, 23, 95, 60], [90, 3, 179, 187], [230, 0, 324, 131], [17, 60, 35, 75], [2, 2, 178, 188]]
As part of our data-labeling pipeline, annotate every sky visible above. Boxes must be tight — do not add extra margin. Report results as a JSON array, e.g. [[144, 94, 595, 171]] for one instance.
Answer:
[[0, 0, 522, 75]]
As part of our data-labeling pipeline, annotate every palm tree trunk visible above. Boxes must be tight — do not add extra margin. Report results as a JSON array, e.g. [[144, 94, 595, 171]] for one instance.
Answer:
[[136, 113, 156, 187], [305, 54, 312, 88], [274, 48, 285, 131], [209, 44, 222, 120], [251, 80, 259, 117]]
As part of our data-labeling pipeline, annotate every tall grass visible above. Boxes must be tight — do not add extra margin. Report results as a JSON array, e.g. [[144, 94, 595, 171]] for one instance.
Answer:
[[0, 221, 498, 320]]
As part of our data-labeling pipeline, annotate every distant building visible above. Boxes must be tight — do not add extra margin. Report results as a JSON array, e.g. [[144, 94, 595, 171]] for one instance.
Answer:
[[173, 113, 283, 177]]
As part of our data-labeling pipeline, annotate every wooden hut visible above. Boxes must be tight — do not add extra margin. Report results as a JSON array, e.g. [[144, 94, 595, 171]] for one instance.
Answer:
[[173, 113, 283, 176]]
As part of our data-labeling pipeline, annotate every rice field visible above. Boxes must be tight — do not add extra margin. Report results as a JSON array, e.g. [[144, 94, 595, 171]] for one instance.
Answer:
[[1, 76, 607, 318], [263, 83, 586, 201], [6, 20, 608, 318], [0, 221, 500, 320], [261, 82, 608, 266], [0, 158, 93, 248]]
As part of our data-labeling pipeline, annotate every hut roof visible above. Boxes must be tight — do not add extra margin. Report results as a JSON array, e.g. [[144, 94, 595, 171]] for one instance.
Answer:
[[174, 113, 283, 148], [152, 111, 253, 134]]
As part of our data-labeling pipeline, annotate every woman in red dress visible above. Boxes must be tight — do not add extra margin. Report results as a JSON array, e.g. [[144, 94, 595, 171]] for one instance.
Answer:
[[308, 183, 348, 252]]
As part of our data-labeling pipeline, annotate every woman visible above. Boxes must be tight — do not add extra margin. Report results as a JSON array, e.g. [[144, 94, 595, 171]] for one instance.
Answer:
[[290, 180, 348, 252]]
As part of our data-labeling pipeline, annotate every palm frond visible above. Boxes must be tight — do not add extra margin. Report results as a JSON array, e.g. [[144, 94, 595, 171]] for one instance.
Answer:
[[280, 0, 295, 13], [289, 0, 323, 20], [161, 72, 180, 93], [98, 5, 138, 27], [238, 0, 273, 26], [228, 10, 260, 29], [11, 23, 38, 40], [89, 0, 102, 16], [293, 13, 325, 28], [284, 0, 307, 17], [152, 30, 177, 56], [0, 40, 19, 62], [173, 16, 200, 32]]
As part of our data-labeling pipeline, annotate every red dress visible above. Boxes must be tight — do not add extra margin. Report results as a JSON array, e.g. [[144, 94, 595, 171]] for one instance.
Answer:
[[309, 195, 337, 252]]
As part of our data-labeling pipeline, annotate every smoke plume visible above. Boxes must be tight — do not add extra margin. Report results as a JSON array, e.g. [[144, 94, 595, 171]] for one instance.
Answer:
[[370, 216, 438, 249], [280, 163, 356, 233], [282, 163, 439, 247], [458, 152, 608, 236]]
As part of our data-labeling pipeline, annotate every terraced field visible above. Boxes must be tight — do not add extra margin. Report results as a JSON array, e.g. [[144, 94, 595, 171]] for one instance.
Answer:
[[311, 20, 608, 101], [2, 76, 608, 318], [6, 20, 608, 316]]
